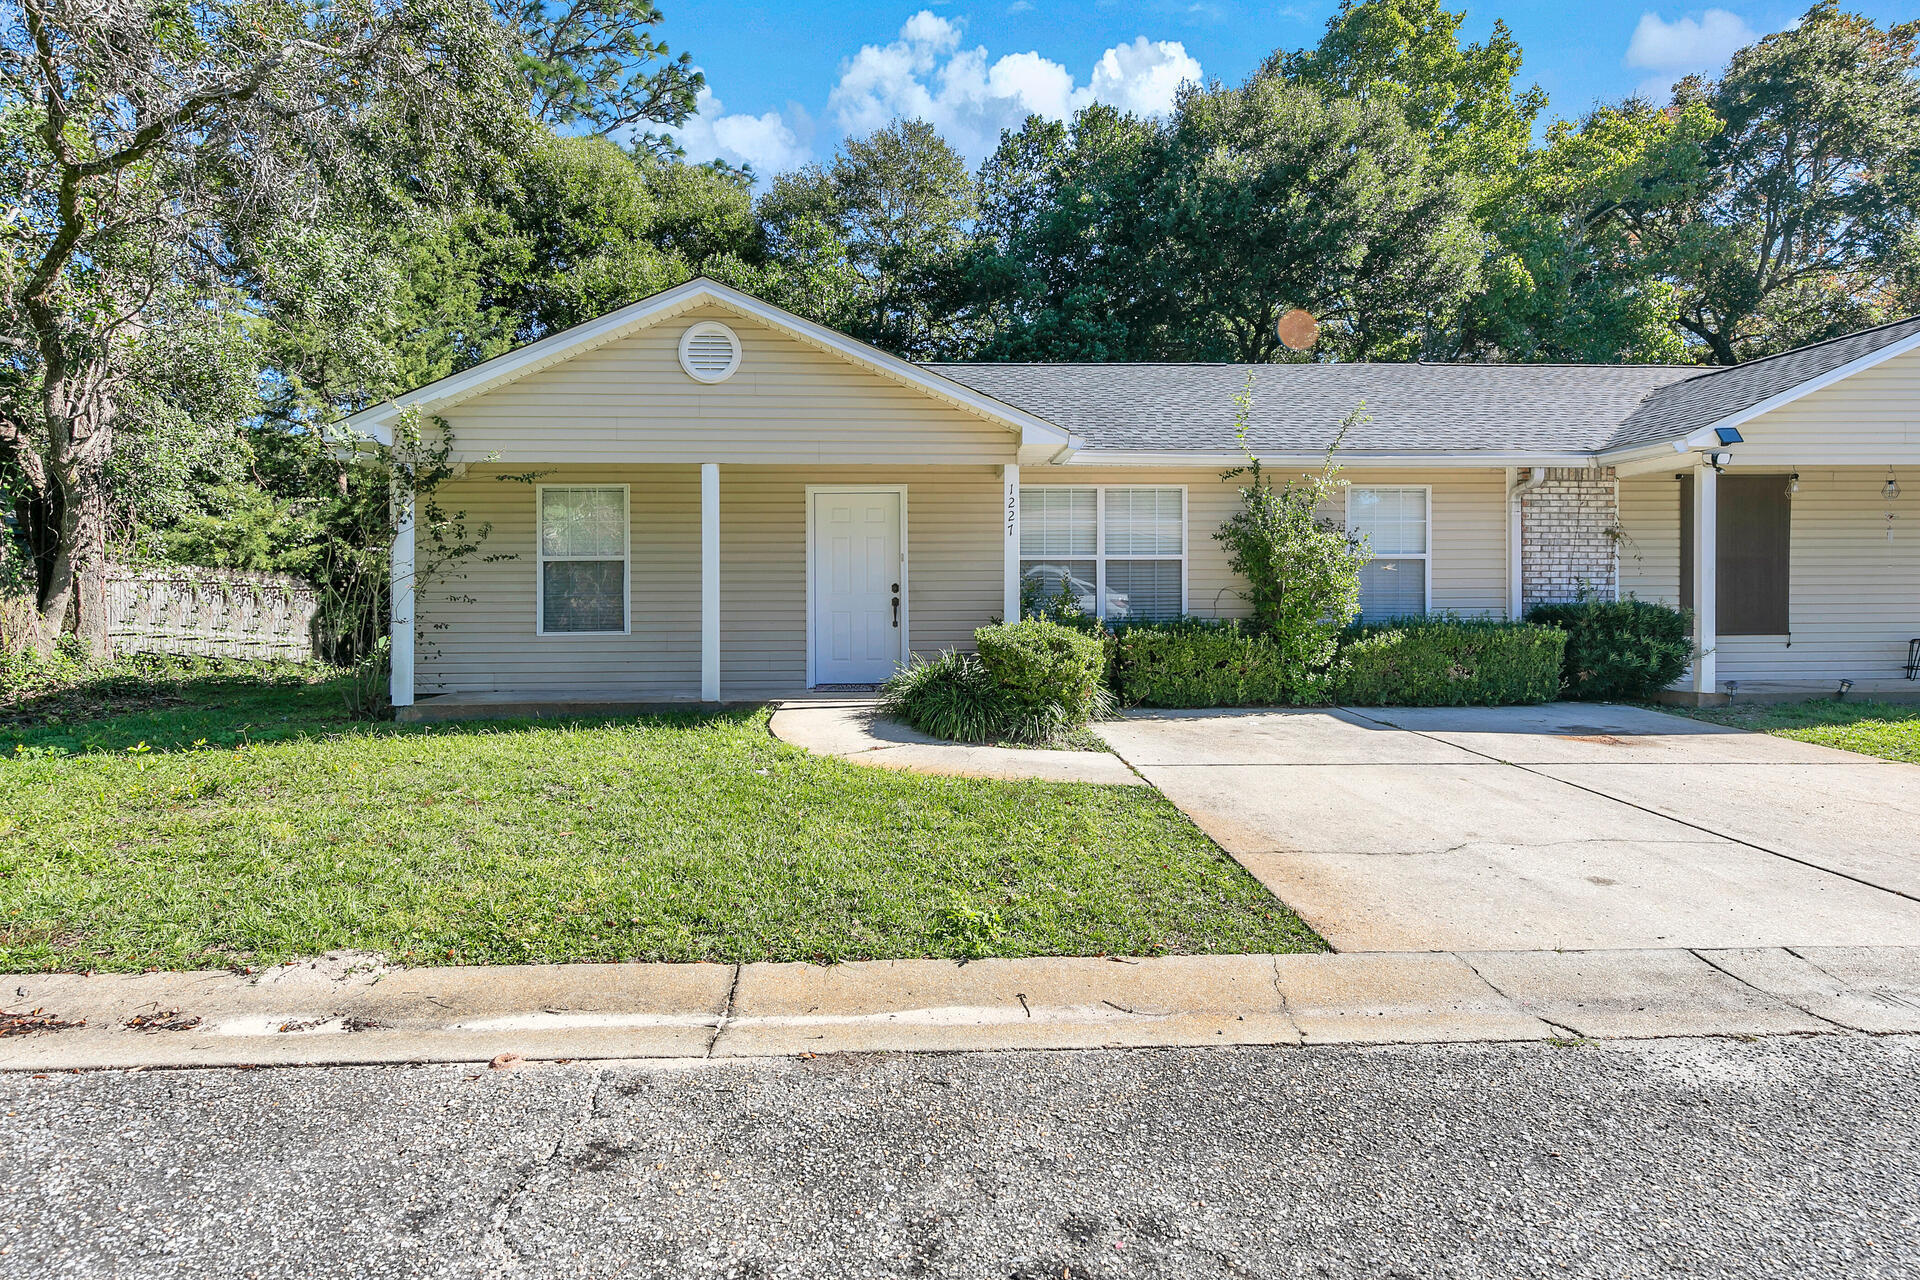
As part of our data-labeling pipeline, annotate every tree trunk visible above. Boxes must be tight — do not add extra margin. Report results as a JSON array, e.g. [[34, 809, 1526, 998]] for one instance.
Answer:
[[69, 466, 112, 658]]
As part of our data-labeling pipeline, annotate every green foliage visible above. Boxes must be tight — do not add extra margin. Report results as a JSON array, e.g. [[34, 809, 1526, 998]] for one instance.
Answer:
[[1278, 0, 1545, 189], [1611, 3, 1920, 362], [761, 120, 978, 358], [1526, 598, 1695, 701], [1108, 619, 1317, 708], [1335, 617, 1566, 705], [973, 619, 1113, 742], [965, 74, 1482, 363], [879, 650, 1015, 744], [494, 0, 701, 141], [1214, 392, 1372, 674]]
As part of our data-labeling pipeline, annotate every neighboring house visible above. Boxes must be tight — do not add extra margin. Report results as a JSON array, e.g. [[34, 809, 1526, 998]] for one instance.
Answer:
[[343, 278, 1920, 714]]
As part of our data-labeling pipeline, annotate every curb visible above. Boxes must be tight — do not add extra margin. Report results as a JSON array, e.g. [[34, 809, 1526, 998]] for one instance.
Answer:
[[4, 946, 1917, 1072]]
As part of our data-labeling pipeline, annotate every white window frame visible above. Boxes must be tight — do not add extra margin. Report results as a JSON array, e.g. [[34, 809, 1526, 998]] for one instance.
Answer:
[[534, 483, 632, 637], [1019, 484, 1188, 622], [1346, 484, 1433, 620]]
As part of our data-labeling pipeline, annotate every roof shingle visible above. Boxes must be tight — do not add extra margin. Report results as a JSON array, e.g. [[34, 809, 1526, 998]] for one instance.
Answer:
[[924, 316, 1920, 458]]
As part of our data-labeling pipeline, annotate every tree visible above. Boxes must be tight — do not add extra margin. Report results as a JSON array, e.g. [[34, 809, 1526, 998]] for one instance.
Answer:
[[1445, 102, 1710, 362], [0, 0, 524, 653], [761, 120, 978, 358], [1153, 78, 1482, 362], [1618, 2, 1920, 362], [492, 0, 701, 145], [965, 106, 1167, 362], [1276, 0, 1544, 194]]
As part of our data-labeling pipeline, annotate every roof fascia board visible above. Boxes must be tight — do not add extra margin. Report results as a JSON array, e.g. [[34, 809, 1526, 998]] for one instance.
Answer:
[[1053, 450, 1597, 469], [1675, 328, 1920, 450], [343, 277, 1072, 449]]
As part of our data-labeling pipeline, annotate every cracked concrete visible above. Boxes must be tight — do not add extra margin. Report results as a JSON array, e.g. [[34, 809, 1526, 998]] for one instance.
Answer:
[[10, 947, 1917, 1071], [1097, 703, 1920, 952]]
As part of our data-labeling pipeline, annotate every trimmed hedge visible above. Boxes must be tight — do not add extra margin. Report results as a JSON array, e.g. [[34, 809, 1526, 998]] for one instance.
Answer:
[[1108, 618, 1319, 708], [973, 618, 1110, 737], [1526, 598, 1693, 701], [1334, 617, 1566, 706]]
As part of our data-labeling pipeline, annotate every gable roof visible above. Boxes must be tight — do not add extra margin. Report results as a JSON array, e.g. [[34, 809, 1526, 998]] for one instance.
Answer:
[[1604, 314, 1920, 453], [342, 277, 1074, 449], [926, 361, 1696, 459], [932, 314, 1920, 461]]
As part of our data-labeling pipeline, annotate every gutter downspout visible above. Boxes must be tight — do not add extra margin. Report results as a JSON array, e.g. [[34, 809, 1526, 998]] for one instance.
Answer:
[[1508, 466, 1548, 620]]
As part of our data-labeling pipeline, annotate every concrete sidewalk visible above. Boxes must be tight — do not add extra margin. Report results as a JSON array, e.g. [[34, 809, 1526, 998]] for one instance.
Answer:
[[767, 697, 1145, 785], [5, 945, 1918, 1072]]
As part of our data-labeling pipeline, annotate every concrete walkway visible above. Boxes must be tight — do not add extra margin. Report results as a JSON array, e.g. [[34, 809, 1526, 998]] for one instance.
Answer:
[[5, 945, 1918, 1072], [1098, 704, 1920, 952], [768, 697, 1144, 785]]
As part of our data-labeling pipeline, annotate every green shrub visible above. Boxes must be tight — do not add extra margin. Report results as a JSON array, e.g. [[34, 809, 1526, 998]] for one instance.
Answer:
[[974, 619, 1105, 716], [878, 650, 1015, 743], [1335, 617, 1566, 706], [1109, 618, 1326, 707], [1526, 598, 1694, 701], [973, 618, 1112, 740]]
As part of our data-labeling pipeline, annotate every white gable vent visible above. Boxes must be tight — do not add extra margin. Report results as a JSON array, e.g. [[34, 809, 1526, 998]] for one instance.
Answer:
[[678, 321, 741, 383]]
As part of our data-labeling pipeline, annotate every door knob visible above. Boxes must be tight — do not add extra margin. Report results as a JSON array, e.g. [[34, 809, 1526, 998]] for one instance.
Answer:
[[892, 595, 901, 627]]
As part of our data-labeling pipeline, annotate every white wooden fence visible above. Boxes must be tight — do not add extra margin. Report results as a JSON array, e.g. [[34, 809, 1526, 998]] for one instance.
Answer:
[[105, 565, 318, 661]]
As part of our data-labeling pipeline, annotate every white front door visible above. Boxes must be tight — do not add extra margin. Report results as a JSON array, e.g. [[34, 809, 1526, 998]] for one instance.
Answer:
[[811, 490, 904, 684]]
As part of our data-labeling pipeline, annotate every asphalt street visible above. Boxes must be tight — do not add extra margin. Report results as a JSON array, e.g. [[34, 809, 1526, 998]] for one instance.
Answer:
[[3, 1035, 1917, 1279]]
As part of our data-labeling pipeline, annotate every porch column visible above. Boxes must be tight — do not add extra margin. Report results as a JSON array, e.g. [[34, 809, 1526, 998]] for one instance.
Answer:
[[701, 462, 720, 702], [1001, 463, 1020, 622], [1690, 461, 1717, 695], [390, 485, 415, 708]]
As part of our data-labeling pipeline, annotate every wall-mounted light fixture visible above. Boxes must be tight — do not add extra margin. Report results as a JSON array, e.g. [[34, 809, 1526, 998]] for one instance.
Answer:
[[1887, 470, 1903, 501], [1786, 472, 1800, 498]]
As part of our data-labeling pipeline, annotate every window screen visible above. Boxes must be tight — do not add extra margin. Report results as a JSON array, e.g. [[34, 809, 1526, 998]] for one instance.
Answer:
[[1679, 474, 1790, 636], [538, 486, 628, 634]]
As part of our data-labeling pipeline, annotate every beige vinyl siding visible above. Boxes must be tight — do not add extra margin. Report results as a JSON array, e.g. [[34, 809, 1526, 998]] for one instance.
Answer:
[[720, 467, 1002, 697], [414, 461, 1514, 700], [1618, 467, 1920, 683], [1711, 345, 1920, 467], [1047, 465, 1512, 619], [415, 465, 1001, 700], [416, 466, 701, 697], [1618, 472, 1683, 607], [436, 306, 1018, 467]]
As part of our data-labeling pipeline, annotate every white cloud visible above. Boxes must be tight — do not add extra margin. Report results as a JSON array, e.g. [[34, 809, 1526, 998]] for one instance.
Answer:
[[827, 11, 1203, 162], [669, 84, 813, 175], [1626, 9, 1758, 97]]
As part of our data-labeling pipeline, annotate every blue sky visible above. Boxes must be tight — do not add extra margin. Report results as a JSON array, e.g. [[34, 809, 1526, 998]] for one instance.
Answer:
[[653, 2, 1914, 174]]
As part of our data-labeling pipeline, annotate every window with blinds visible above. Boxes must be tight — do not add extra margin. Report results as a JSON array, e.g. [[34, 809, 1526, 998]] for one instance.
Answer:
[[1019, 486, 1185, 621], [1348, 486, 1430, 621], [537, 485, 629, 634]]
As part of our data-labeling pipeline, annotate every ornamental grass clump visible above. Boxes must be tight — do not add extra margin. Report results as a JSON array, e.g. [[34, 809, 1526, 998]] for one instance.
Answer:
[[878, 650, 1015, 743]]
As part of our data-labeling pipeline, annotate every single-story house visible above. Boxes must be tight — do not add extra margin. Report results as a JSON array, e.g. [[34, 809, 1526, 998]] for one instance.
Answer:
[[343, 277, 1920, 714]]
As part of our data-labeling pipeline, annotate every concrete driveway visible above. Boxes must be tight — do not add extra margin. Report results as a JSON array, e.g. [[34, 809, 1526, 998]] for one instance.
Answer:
[[1097, 703, 1920, 952]]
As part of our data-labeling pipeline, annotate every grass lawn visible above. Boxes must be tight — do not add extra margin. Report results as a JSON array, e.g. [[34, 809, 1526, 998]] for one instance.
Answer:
[[1, 661, 1321, 973], [1681, 697, 1920, 764]]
